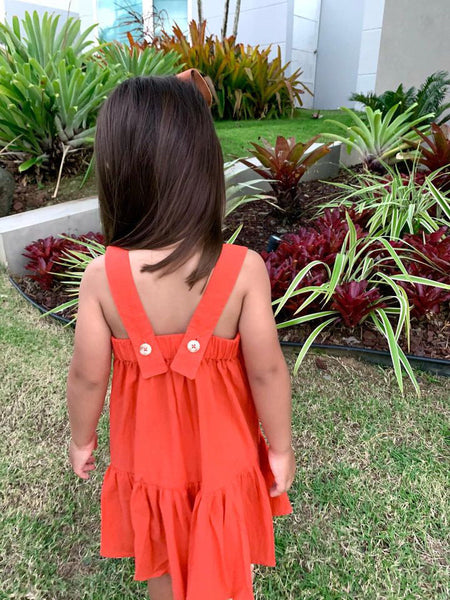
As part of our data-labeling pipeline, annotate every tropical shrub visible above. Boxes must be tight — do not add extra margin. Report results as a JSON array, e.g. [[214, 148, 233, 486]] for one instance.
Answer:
[[264, 212, 450, 395], [100, 38, 180, 78], [321, 167, 450, 238], [323, 104, 432, 172], [0, 11, 178, 177], [239, 135, 332, 217], [350, 71, 450, 125], [147, 20, 310, 120], [0, 12, 116, 174]]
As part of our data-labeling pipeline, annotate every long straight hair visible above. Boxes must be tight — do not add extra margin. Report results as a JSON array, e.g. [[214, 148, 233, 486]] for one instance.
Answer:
[[95, 76, 225, 287]]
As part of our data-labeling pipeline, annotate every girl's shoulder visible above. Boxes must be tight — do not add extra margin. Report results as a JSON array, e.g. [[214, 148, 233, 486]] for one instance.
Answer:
[[238, 248, 269, 286], [80, 255, 107, 297]]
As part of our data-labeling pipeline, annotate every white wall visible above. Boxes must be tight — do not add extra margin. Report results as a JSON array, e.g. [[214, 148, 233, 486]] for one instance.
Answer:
[[199, 0, 288, 52], [290, 0, 321, 108], [4, 0, 79, 20], [376, 0, 450, 95], [355, 0, 385, 95], [313, 0, 364, 109]]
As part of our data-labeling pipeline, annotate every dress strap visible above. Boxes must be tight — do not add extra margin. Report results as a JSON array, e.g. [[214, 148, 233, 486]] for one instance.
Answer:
[[170, 244, 248, 380], [105, 246, 169, 378]]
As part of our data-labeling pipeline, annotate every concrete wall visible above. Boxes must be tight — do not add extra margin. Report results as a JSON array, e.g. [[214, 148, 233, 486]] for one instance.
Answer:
[[356, 0, 385, 95], [4, 0, 79, 22], [290, 0, 321, 109], [313, 0, 364, 109], [200, 0, 288, 57], [376, 0, 450, 94]]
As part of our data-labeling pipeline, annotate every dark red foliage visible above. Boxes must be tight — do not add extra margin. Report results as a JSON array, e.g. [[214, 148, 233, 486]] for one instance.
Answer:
[[402, 227, 450, 273], [397, 227, 450, 316], [330, 280, 386, 327], [398, 262, 450, 316], [262, 208, 366, 314], [415, 123, 450, 191], [377, 171, 427, 192], [240, 135, 332, 215], [23, 232, 104, 291], [263, 209, 450, 322]]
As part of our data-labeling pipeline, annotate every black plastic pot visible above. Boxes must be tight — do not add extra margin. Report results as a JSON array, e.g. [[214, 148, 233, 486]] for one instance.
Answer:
[[9, 276, 450, 377]]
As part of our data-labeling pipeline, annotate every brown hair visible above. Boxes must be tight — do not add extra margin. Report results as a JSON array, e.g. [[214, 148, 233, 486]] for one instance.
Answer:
[[95, 75, 225, 287]]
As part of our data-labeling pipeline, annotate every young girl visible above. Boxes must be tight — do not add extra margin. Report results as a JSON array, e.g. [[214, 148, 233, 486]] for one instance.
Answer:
[[67, 70, 295, 600]]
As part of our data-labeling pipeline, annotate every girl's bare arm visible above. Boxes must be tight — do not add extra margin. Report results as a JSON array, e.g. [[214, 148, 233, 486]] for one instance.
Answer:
[[66, 258, 112, 478], [238, 251, 295, 495]]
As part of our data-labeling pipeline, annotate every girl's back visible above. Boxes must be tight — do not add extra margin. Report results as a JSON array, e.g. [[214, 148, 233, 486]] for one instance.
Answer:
[[94, 243, 291, 599], [96, 246, 245, 340], [67, 73, 295, 600]]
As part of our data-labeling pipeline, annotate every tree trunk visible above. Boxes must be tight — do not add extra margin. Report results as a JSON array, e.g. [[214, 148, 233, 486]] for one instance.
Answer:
[[197, 0, 203, 24], [221, 0, 230, 40], [232, 0, 241, 38]]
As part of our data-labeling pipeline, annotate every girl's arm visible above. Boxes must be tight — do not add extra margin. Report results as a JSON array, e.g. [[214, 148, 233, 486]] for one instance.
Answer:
[[238, 251, 295, 497], [67, 258, 112, 479]]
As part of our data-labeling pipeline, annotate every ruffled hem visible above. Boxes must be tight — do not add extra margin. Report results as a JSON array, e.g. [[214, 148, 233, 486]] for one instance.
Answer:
[[100, 463, 291, 600]]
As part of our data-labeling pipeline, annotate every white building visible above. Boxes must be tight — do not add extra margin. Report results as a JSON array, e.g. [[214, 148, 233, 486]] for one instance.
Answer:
[[0, 0, 449, 111]]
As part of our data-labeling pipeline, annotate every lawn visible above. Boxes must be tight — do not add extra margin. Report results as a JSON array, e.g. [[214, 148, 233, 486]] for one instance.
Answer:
[[214, 108, 355, 160], [0, 268, 449, 599]]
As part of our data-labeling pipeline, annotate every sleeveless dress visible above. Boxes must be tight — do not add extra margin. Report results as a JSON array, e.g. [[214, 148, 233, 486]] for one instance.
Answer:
[[100, 243, 292, 600]]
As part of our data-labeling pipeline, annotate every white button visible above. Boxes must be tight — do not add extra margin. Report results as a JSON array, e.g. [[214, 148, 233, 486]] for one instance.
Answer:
[[187, 340, 200, 353], [139, 343, 152, 356]]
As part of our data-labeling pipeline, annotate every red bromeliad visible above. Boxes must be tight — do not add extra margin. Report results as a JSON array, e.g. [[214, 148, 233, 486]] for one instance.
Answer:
[[23, 232, 104, 291], [330, 280, 385, 327]]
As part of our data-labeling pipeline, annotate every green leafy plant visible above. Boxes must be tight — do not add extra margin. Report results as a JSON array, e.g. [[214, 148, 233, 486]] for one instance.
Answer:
[[350, 71, 450, 125], [239, 135, 332, 216], [320, 167, 450, 238], [224, 159, 276, 217], [0, 11, 178, 180], [269, 214, 450, 396], [323, 104, 432, 172], [100, 37, 181, 78], [0, 12, 118, 175], [151, 20, 310, 120]]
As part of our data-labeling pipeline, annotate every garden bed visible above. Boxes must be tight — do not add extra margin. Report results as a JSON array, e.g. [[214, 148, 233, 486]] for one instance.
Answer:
[[9, 167, 450, 367]]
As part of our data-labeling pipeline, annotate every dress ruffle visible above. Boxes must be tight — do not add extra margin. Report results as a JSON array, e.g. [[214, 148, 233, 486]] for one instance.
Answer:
[[101, 462, 290, 599]]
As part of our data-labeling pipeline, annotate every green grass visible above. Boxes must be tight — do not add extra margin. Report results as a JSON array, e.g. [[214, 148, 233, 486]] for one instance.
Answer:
[[1, 269, 449, 599], [214, 108, 354, 160]]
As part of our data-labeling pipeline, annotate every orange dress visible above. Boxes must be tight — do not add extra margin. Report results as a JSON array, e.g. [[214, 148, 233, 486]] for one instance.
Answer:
[[100, 243, 292, 600]]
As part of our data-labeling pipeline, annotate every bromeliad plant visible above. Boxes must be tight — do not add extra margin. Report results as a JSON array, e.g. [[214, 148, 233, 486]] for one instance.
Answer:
[[323, 104, 432, 172], [100, 37, 180, 78], [414, 123, 450, 191], [320, 166, 450, 238], [0, 11, 179, 179], [23, 232, 105, 291], [239, 135, 332, 217], [0, 12, 119, 174], [152, 20, 310, 120], [265, 212, 450, 395]]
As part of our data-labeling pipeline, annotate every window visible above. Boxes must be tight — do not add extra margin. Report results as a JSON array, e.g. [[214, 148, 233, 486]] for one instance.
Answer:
[[153, 0, 188, 34], [98, 0, 143, 42]]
